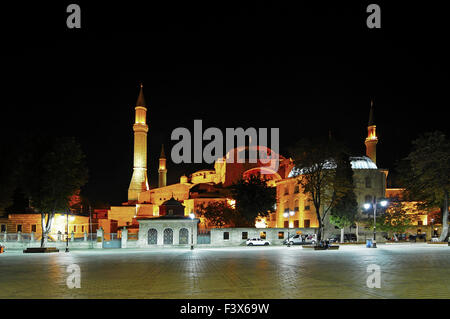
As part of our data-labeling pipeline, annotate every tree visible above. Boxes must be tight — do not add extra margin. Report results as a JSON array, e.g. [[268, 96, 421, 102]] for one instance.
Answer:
[[366, 196, 419, 240], [289, 137, 341, 242], [329, 152, 358, 241], [230, 174, 276, 227], [397, 131, 450, 241], [19, 136, 88, 247], [196, 201, 237, 228]]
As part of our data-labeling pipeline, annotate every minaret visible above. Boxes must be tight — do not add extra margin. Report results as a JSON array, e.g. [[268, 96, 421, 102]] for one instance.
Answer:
[[365, 100, 378, 164], [128, 84, 149, 203], [158, 144, 167, 188]]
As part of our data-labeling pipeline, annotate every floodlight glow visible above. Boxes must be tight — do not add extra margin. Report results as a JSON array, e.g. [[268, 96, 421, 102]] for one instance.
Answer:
[[283, 212, 288, 218], [189, 213, 195, 219], [380, 200, 388, 207], [363, 203, 371, 210], [289, 211, 295, 216]]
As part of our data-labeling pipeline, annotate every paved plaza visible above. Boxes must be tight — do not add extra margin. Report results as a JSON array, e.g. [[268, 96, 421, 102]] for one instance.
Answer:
[[0, 244, 449, 299]]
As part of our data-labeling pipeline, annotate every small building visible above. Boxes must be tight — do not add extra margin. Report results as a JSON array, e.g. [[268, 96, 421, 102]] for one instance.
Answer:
[[136, 197, 199, 246]]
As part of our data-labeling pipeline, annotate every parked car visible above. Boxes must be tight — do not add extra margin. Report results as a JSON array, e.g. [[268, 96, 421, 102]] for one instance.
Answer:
[[417, 234, 426, 241], [327, 234, 357, 243], [284, 234, 316, 245], [327, 235, 340, 243], [246, 238, 271, 246]]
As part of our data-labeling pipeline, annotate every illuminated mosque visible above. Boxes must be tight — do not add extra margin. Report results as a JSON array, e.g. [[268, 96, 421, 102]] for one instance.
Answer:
[[108, 84, 293, 229], [107, 85, 412, 236], [0, 86, 431, 245]]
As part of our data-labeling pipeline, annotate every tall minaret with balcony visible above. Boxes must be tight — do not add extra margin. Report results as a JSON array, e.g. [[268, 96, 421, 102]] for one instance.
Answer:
[[365, 100, 378, 164], [158, 144, 167, 188], [128, 84, 149, 203]]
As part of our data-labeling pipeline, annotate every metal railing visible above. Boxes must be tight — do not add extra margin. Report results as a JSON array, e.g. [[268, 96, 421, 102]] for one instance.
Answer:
[[0, 232, 98, 242], [103, 233, 120, 241], [127, 233, 139, 241]]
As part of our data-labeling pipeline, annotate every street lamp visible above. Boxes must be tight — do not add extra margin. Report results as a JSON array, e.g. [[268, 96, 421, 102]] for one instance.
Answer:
[[363, 196, 388, 248], [65, 211, 70, 252], [189, 212, 195, 250], [283, 210, 295, 247]]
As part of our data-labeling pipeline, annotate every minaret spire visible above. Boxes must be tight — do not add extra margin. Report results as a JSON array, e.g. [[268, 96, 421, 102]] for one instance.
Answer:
[[368, 99, 375, 126], [158, 144, 167, 188], [128, 84, 149, 203], [365, 99, 378, 164], [136, 83, 146, 107]]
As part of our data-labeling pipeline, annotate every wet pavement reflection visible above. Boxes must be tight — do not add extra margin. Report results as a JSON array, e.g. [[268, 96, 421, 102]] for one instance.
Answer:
[[0, 245, 449, 298]]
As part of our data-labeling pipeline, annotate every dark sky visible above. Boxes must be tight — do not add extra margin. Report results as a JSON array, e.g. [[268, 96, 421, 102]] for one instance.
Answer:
[[0, 1, 447, 205]]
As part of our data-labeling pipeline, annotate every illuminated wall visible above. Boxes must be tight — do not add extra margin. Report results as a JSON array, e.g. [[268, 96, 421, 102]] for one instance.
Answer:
[[0, 213, 89, 239]]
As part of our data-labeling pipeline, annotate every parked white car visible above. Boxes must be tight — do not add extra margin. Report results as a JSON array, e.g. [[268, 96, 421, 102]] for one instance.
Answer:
[[246, 238, 271, 246], [284, 234, 317, 245]]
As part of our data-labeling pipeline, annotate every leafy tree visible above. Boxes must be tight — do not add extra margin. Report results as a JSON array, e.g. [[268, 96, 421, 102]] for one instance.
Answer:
[[289, 137, 341, 241], [19, 136, 88, 247], [196, 201, 237, 228], [329, 152, 358, 237], [366, 196, 419, 240], [230, 174, 276, 227], [397, 131, 450, 241]]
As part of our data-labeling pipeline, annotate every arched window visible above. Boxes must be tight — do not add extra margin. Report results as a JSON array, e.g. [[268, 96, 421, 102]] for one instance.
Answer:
[[148, 228, 157, 245], [163, 228, 173, 245], [179, 228, 189, 245]]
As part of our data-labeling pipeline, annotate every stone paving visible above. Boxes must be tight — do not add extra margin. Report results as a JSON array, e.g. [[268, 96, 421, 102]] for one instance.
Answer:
[[0, 244, 449, 298]]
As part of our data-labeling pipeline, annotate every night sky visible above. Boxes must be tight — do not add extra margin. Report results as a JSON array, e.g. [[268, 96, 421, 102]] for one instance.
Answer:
[[0, 2, 447, 205]]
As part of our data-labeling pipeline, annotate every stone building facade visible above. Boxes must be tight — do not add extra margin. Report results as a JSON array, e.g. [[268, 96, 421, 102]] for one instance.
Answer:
[[267, 156, 387, 239]]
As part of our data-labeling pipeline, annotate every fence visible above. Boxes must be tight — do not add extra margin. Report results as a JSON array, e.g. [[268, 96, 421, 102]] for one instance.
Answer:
[[0, 232, 98, 243], [104, 233, 120, 241], [127, 233, 138, 241], [197, 229, 211, 244]]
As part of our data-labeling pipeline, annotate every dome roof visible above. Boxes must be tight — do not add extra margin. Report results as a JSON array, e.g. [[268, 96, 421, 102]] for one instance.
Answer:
[[349, 156, 377, 169], [288, 156, 377, 177], [160, 196, 184, 207]]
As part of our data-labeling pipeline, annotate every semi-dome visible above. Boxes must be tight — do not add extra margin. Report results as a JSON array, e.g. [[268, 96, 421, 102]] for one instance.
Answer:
[[288, 155, 377, 177]]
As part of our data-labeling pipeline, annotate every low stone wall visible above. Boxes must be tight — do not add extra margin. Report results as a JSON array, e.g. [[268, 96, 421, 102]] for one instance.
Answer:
[[210, 228, 315, 246], [0, 241, 96, 250]]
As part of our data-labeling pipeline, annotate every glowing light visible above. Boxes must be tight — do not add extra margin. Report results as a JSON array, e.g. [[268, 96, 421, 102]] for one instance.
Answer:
[[69, 216, 75, 222], [189, 213, 195, 219], [255, 219, 267, 228], [363, 203, 371, 210], [380, 200, 388, 207], [227, 199, 236, 209]]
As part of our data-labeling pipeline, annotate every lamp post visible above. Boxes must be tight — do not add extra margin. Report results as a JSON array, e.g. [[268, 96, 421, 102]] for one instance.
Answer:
[[431, 218, 435, 240], [65, 211, 70, 252], [363, 196, 388, 248], [283, 210, 295, 247], [189, 212, 195, 250], [89, 205, 93, 248]]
